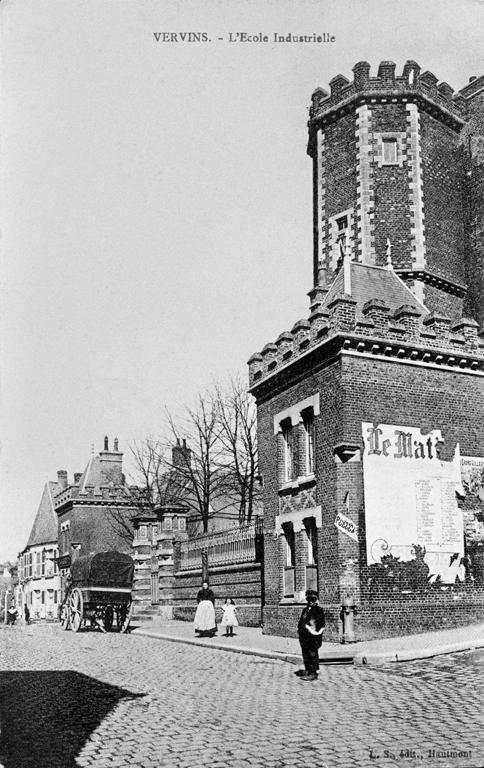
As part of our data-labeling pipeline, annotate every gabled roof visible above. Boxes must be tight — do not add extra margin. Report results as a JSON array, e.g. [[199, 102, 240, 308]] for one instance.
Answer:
[[321, 261, 428, 320], [25, 481, 59, 549]]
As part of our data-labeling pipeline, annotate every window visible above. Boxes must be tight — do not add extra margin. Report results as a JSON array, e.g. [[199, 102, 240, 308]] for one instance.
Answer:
[[336, 215, 348, 234], [60, 521, 70, 554], [179, 517, 186, 531], [302, 409, 315, 476], [283, 525, 296, 598], [282, 420, 294, 482], [382, 137, 397, 165], [304, 519, 319, 592], [41, 549, 46, 576], [336, 216, 349, 261], [328, 209, 353, 271]]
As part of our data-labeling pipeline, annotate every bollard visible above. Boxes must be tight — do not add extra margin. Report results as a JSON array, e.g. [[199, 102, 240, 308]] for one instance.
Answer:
[[340, 594, 357, 643]]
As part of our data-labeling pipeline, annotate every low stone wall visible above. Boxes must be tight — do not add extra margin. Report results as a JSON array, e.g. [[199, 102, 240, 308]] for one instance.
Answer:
[[173, 562, 262, 627]]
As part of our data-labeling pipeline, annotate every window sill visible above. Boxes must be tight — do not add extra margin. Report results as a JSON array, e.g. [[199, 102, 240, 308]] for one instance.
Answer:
[[297, 473, 315, 487], [278, 480, 299, 493], [279, 597, 306, 606], [278, 474, 315, 494]]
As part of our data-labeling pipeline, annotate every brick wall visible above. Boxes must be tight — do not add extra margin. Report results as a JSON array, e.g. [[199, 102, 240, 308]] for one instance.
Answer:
[[462, 89, 484, 329], [340, 355, 484, 455], [57, 503, 134, 557], [371, 103, 412, 269], [420, 112, 466, 285], [324, 113, 357, 222], [172, 563, 262, 627], [258, 358, 345, 635], [255, 350, 484, 640]]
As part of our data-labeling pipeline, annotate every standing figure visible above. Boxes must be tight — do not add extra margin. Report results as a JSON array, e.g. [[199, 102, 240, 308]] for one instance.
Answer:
[[296, 589, 325, 682], [193, 581, 217, 637], [220, 598, 238, 637], [24, 604, 30, 625], [6, 602, 18, 626]]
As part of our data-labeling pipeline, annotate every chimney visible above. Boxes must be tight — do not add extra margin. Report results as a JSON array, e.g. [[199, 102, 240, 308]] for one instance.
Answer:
[[172, 439, 191, 468], [99, 435, 123, 485], [57, 470, 68, 489], [73, 472, 82, 484]]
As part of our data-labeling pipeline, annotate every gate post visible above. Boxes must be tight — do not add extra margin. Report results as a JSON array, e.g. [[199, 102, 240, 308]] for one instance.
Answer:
[[201, 550, 209, 583]]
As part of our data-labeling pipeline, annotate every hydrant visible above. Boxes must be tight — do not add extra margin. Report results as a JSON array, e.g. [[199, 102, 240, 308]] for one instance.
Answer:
[[339, 594, 357, 644]]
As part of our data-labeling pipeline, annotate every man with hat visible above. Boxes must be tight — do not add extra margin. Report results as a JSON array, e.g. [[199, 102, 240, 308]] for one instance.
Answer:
[[296, 589, 325, 681]]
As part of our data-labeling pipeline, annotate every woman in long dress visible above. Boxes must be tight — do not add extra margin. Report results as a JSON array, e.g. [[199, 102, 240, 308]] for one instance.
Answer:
[[194, 581, 217, 637]]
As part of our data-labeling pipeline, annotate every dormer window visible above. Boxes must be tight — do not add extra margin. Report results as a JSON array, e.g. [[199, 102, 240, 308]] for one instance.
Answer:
[[328, 209, 354, 270]]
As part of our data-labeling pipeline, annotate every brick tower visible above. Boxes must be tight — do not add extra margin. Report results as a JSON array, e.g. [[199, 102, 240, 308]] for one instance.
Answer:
[[308, 60, 484, 323], [249, 62, 484, 641]]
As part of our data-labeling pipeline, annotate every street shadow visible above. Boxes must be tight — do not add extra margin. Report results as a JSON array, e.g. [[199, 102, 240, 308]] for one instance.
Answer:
[[0, 671, 144, 768]]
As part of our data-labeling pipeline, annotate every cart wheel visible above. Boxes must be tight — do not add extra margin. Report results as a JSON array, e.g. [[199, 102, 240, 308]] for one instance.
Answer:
[[59, 601, 70, 631], [116, 601, 132, 633], [69, 588, 83, 633], [103, 605, 114, 632]]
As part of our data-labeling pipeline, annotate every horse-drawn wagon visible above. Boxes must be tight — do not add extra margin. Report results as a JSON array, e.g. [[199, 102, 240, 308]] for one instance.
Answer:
[[59, 550, 134, 633]]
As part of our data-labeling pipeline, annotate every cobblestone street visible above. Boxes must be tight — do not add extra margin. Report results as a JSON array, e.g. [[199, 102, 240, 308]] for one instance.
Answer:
[[0, 624, 483, 768]]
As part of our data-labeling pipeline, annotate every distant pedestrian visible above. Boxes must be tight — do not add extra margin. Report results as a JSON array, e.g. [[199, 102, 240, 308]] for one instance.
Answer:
[[296, 589, 325, 682], [7, 602, 18, 626], [194, 581, 217, 637], [220, 598, 238, 637], [24, 604, 30, 625]]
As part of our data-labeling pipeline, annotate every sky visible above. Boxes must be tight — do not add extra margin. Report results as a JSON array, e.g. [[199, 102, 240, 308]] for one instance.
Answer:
[[1, 0, 483, 562]]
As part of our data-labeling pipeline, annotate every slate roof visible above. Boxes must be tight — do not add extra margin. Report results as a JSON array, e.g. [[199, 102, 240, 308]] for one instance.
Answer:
[[25, 481, 59, 549], [76, 456, 102, 493], [321, 261, 429, 320]]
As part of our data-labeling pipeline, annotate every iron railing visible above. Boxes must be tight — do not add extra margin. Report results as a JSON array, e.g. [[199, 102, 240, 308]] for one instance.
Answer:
[[178, 522, 259, 571]]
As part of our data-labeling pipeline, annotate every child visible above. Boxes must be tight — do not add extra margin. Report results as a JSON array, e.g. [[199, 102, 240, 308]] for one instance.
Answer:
[[220, 598, 238, 637]]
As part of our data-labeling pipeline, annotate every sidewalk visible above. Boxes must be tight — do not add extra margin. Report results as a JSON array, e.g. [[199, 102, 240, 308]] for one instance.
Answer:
[[131, 618, 484, 666]]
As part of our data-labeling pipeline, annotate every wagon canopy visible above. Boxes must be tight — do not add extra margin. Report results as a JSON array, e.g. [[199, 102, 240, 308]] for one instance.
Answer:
[[71, 551, 134, 588]]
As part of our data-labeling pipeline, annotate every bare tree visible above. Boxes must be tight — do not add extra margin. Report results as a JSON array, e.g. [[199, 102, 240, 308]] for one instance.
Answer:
[[215, 376, 260, 524], [122, 377, 260, 535], [164, 392, 235, 533], [129, 437, 188, 508]]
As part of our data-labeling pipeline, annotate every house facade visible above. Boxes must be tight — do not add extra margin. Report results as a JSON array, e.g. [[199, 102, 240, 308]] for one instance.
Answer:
[[17, 481, 61, 621], [249, 61, 484, 641], [54, 437, 140, 574]]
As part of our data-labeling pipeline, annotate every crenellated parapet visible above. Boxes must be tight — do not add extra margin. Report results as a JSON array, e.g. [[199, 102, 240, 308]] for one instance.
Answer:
[[248, 296, 484, 389], [308, 59, 465, 155], [53, 482, 136, 509]]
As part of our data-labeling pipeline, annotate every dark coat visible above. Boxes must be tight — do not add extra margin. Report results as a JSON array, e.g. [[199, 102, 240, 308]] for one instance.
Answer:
[[197, 588, 215, 604], [298, 602, 325, 646]]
